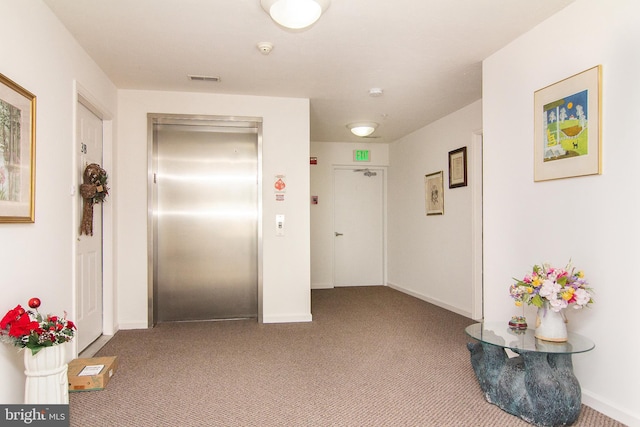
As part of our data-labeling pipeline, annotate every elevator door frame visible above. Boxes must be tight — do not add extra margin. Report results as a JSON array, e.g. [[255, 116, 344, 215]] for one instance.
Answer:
[[147, 113, 263, 326]]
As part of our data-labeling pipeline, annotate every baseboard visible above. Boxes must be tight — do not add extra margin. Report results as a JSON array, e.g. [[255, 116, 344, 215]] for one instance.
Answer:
[[311, 282, 334, 289], [262, 313, 313, 323], [386, 282, 473, 319], [118, 321, 149, 330], [582, 390, 640, 426]]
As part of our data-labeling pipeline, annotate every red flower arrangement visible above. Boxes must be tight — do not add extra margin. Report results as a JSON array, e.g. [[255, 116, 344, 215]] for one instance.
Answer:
[[0, 298, 76, 355]]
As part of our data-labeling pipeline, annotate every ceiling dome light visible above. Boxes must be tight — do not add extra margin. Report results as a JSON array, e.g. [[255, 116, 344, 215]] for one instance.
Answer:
[[347, 122, 378, 137], [260, 0, 330, 30]]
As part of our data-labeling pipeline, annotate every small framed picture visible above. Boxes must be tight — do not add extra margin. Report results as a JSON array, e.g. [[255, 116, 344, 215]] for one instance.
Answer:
[[425, 171, 444, 216], [534, 65, 602, 181], [448, 147, 467, 188], [0, 73, 36, 223]]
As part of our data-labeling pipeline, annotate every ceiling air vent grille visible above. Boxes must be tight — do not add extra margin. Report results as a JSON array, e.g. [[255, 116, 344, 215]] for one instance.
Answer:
[[188, 75, 221, 82]]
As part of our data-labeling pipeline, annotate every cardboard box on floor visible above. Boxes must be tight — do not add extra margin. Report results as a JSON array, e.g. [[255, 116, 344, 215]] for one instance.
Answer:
[[68, 356, 118, 392]]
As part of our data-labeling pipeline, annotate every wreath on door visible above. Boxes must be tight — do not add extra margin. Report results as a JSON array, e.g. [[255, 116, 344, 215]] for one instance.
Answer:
[[79, 163, 109, 236]]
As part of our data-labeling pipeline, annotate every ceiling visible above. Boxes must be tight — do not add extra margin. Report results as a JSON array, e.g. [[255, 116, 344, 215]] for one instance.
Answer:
[[44, 0, 573, 143]]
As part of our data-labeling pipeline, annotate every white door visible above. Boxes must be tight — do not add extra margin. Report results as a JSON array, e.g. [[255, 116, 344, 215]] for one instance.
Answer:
[[76, 102, 103, 351], [334, 168, 384, 286]]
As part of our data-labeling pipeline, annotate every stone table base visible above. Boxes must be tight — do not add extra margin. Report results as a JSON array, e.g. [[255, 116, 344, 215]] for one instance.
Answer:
[[467, 341, 582, 427]]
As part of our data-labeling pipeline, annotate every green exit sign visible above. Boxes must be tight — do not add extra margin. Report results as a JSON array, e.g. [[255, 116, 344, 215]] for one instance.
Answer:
[[353, 150, 370, 162]]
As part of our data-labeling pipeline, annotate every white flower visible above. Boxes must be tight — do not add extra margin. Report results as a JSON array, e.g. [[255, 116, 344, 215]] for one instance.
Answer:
[[539, 280, 561, 299], [549, 298, 568, 312], [574, 288, 591, 307]]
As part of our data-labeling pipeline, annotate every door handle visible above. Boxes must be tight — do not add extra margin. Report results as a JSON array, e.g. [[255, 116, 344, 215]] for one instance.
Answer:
[[335, 232, 344, 237]]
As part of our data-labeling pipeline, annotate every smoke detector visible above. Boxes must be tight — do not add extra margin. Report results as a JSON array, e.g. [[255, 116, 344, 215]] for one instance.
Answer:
[[257, 42, 274, 55]]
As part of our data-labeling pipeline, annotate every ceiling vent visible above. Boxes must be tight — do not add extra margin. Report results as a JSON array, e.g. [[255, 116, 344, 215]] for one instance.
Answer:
[[188, 75, 221, 82]]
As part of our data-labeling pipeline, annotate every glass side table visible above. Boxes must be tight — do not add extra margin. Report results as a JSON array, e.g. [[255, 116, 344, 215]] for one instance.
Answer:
[[465, 322, 595, 426]]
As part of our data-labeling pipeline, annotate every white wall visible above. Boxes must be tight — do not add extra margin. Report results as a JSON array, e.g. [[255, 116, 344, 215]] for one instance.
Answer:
[[387, 100, 482, 318], [309, 142, 389, 289], [0, 1, 117, 404], [483, 0, 640, 424], [116, 90, 311, 327], [3, 1, 637, 422]]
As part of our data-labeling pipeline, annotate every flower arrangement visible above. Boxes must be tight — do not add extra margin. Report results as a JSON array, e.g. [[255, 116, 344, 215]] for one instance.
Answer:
[[0, 298, 76, 355], [509, 262, 594, 312]]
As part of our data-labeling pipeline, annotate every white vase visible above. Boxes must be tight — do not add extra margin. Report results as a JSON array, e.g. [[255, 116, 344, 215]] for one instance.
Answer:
[[535, 302, 568, 342], [23, 344, 69, 404]]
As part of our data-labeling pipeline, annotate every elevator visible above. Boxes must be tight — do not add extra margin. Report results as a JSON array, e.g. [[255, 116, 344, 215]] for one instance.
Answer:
[[148, 115, 261, 324]]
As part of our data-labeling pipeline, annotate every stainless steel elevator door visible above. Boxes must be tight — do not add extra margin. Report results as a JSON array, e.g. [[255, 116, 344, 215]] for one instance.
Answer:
[[155, 124, 258, 322]]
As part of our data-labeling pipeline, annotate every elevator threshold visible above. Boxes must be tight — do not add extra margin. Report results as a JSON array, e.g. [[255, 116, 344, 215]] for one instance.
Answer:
[[158, 317, 257, 324]]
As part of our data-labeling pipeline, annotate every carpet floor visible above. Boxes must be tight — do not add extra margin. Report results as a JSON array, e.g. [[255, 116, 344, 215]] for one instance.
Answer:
[[69, 286, 625, 426]]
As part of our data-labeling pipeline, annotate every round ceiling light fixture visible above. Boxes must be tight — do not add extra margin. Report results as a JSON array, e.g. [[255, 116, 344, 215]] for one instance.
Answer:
[[260, 0, 330, 30], [347, 122, 378, 137]]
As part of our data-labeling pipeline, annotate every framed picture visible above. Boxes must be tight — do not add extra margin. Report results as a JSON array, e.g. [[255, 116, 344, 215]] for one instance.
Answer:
[[425, 171, 444, 216], [534, 65, 601, 181], [0, 73, 36, 223], [448, 146, 467, 188]]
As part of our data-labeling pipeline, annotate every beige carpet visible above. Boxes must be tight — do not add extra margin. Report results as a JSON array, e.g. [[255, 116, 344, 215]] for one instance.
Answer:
[[70, 287, 624, 426]]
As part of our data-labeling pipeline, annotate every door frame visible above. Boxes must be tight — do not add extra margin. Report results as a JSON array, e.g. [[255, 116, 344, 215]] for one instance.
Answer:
[[331, 165, 387, 287], [471, 131, 484, 320], [72, 82, 115, 356], [146, 113, 264, 326]]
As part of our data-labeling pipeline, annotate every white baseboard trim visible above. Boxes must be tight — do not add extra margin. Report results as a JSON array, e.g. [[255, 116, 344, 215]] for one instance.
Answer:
[[582, 390, 640, 427], [118, 321, 149, 330], [386, 282, 473, 319], [262, 314, 313, 323], [311, 282, 334, 289]]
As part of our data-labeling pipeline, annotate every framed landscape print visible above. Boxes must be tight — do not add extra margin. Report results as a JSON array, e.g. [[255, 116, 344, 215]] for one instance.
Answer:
[[425, 171, 444, 216], [534, 65, 601, 181], [448, 146, 467, 188], [0, 73, 36, 222]]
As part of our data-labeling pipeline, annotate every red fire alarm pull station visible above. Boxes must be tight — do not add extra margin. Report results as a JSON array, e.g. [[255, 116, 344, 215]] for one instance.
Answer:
[[310, 157, 318, 165], [311, 195, 318, 205]]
